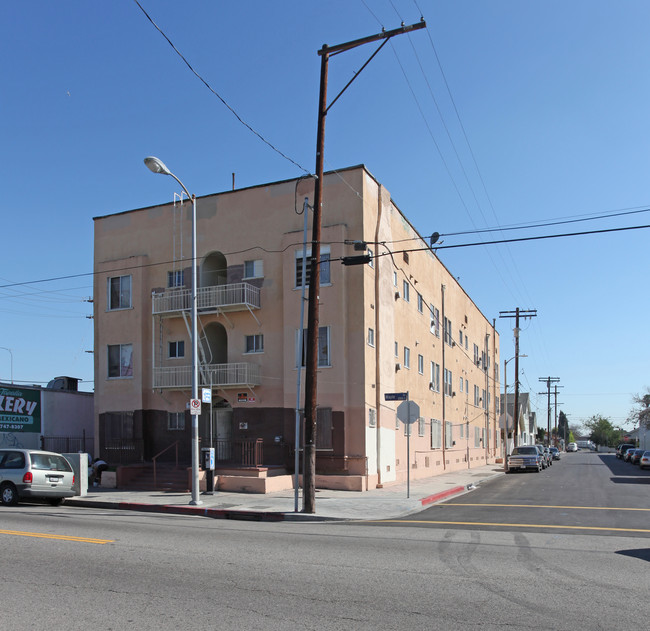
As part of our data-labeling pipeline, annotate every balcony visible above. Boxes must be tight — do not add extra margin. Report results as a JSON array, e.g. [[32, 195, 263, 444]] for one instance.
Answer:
[[153, 362, 261, 390], [152, 282, 261, 316]]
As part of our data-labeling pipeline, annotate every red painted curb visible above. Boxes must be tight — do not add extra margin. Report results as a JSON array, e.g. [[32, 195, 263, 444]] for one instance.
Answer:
[[420, 485, 466, 506]]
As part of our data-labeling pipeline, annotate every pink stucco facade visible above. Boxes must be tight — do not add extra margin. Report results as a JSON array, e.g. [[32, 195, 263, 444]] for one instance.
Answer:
[[93, 165, 500, 490]]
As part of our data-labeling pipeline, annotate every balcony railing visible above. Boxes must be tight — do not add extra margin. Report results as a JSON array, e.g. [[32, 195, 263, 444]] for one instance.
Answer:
[[152, 282, 260, 315], [153, 362, 261, 389]]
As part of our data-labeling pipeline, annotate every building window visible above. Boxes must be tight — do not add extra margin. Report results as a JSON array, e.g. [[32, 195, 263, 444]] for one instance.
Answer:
[[393, 271, 398, 287], [418, 354, 424, 375], [402, 280, 410, 302], [418, 417, 426, 437], [108, 344, 133, 378], [168, 412, 185, 431], [431, 419, 442, 449], [460, 423, 464, 438], [297, 327, 330, 367], [444, 317, 453, 346], [404, 347, 411, 369], [445, 421, 453, 448], [369, 408, 377, 428], [167, 270, 184, 288], [459, 330, 463, 346], [444, 368, 453, 396], [430, 304, 440, 337], [244, 259, 264, 279], [296, 247, 330, 287], [430, 362, 440, 392], [107, 275, 132, 310], [459, 377, 464, 393], [482, 389, 487, 410], [474, 385, 480, 407], [168, 341, 185, 359], [367, 328, 375, 347], [104, 411, 134, 441], [475, 426, 481, 448], [417, 293, 423, 313], [474, 344, 480, 366], [394, 341, 399, 358], [245, 334, 264, 353]]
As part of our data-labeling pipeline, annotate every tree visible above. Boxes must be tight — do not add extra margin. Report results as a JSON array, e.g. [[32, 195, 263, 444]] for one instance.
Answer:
[[629, 389, 650, 430], [536, 427, 546, 443], [583, 415, 619, 447], [557, 410, 570, 442]]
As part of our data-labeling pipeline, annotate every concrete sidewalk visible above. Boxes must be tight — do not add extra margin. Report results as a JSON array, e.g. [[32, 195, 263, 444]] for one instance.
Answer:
[[65, 464, 505, 522]]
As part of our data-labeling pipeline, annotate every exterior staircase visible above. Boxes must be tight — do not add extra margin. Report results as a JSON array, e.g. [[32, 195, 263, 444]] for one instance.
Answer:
[[118, 463, 189, 492]]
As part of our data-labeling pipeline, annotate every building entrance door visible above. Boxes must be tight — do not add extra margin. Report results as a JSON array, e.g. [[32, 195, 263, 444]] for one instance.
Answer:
[[213, 407, 233, 462]]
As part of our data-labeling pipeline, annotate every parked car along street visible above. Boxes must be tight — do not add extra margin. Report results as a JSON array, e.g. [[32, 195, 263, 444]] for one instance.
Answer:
[[640, 451, 650, 470], [0, 449, 75, 506], [507, 446, 543, 473], [616, 443, 637, 459], [566, 442, 578, 452], [549, 447, 561, 460], [629, 449, 644, 465]]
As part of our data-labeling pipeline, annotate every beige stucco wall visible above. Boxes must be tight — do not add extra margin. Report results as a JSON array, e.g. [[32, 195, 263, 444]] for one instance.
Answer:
[[93, 165, 499, 486]]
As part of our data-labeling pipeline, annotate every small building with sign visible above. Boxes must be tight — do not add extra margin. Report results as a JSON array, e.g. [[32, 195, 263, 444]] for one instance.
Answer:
[[93, 166, 500, 490], [0, 379, 94, 454]]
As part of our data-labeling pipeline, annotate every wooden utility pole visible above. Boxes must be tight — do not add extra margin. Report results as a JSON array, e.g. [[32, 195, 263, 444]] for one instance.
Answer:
[[303, 19, 426, 513], [538, 377, 560, 445], [499, 309, 537, 448]]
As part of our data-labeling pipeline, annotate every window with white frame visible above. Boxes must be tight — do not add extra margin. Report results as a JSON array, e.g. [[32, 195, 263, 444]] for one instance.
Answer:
[[168, 340, 185, 359], [107, 275, 132, 310], [244, 259, 264, 279], [459, 330, 463, 346], [296, 327, 330, 367], [474, 384, 480, 407], [402, 280, 410, 302], [460, 377, 464, 393], [393, 271, 398, 287], [108, 343, 133, 378], [445, 421, 453, 448], [431, 419, 442, 449], [475, 426, 481, 447], [430, 362, 440, 392], [444, 317, 453, 346], [367, 328, 375, 347], [404, 346, 410, 369], [430, 304, 440, 337], [245, 334, 264, 353], [418, 354, 424, 375], [168, 411, 185, 431], [167, 270, 184, 288], [444, 368, 453, 396], [394, 341, 399, 358], [295, 246, 330, 287], [418, 417, 425, 437], [482, 389, 487, 409], [460, 422, 464, 438], [417, 293, 423, 313], [474, 343, 480, 366], [369, 408, 376, 428]]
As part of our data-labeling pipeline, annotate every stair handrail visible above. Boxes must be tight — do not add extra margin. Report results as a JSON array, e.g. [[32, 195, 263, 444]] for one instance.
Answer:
[[152, 440, 179, 489]]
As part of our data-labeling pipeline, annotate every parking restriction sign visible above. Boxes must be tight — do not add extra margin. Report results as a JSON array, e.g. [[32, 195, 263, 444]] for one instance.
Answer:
[[190, 399, 202, 415]]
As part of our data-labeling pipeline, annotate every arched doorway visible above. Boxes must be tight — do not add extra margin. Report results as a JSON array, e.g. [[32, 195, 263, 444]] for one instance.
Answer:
[[202, 251, 227, 288]]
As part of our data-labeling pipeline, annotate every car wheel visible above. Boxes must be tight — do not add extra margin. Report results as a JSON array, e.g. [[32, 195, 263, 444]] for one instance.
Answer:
[[1, 482, 19, 506], [48, 498, 64, 507]]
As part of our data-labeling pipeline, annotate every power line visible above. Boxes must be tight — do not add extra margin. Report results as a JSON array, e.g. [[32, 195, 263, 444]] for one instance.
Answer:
[[132, 0, 311, 175]]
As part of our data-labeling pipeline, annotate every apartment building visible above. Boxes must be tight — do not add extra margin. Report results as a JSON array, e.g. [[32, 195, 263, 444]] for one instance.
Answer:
[[93, 165, 500, 490]]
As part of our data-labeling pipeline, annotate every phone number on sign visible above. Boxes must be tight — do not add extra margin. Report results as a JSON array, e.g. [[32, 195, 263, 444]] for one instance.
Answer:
[[0, 424, 28, 431]]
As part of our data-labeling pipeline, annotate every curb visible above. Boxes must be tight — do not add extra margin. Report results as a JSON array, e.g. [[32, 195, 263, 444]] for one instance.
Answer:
[[420, 485, 466, 507]]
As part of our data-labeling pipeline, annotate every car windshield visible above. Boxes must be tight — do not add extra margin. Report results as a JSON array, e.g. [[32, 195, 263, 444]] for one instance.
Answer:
[[30, 453, 72, 472], [512, 447, 537, 455]]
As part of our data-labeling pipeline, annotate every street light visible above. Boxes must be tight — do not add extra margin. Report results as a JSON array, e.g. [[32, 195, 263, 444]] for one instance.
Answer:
[[144, 156, 201, 506], [0, 347, 13, 384]]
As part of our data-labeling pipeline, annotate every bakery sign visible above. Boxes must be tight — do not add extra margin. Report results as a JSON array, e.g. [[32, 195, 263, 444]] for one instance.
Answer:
[[0, 387, 41, 433]]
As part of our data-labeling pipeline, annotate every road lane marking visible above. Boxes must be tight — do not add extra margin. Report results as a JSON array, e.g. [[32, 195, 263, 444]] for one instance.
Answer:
[[0, 529, 114, 544], [370, 520, 650, 533], [440, 503, 650, 512]]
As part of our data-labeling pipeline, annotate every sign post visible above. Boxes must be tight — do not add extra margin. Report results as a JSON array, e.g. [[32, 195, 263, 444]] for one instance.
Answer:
[[387, 392, 420, 498]]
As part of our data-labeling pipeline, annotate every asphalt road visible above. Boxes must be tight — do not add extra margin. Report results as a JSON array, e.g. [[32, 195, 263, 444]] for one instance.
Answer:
[[1, 450, 649, 630], [379, 450, 650, 536]]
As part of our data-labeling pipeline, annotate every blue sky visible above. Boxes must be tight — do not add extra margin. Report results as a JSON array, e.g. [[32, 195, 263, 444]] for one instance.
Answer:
[[2, 1, 649, 431]]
